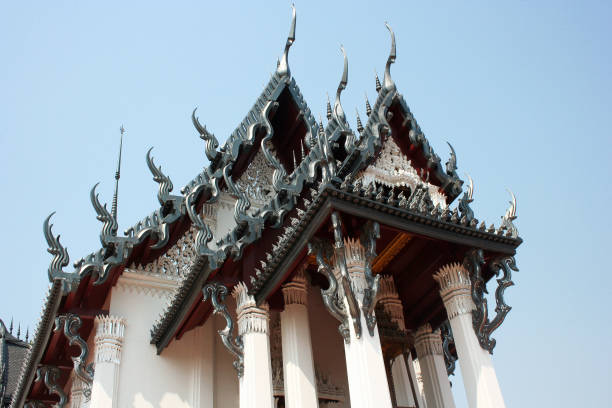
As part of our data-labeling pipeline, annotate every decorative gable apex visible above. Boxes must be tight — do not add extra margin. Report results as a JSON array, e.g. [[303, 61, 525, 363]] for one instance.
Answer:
[[356, 135, 447, 208]]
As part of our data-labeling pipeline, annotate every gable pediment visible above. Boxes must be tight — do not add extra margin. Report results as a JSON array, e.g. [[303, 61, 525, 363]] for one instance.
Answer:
[[356, 136, 447, 208]]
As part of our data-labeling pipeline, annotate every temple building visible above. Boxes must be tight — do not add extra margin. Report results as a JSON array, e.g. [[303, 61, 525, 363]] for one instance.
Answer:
[[11, 8, 522, 408]]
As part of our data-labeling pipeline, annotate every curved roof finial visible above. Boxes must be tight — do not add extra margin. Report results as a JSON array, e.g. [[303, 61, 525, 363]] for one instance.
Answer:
[[277, 4, 296, 78], [383, 22, 396, 92], [333, 45, 348, 122]]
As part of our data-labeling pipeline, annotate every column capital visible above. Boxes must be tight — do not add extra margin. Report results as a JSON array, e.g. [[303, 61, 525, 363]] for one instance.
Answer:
[[94, 315, 126, 365], [377, 275, 406, 331], [233, 282, 269, 336], [414, 324, 443, 357], [433, 262, 474, 319], [282, 265, 308, 306]]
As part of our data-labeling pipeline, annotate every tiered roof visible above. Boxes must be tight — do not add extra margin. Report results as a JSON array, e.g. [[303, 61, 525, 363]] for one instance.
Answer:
[[12, 7, 521, 406]]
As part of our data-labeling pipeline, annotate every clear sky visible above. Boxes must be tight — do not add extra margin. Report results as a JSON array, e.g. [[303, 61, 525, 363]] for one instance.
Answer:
[[1, 1, 610, 406]]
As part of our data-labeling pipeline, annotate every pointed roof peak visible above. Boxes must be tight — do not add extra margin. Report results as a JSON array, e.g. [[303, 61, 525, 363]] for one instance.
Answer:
[[333, 45, 348, 122], [276, 4, 297, 78], [383, 22, 397, 92]]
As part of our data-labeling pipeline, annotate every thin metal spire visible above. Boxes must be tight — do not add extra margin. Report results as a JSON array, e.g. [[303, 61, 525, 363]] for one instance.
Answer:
[[17, 323, 21, 339], [365, 93, 372, 116], [111, 126, 125, 224]]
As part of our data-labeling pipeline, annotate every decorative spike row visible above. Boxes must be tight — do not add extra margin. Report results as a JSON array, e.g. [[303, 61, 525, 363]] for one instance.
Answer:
[[356, 108, 364, 134], [365, 93, 372, 116]]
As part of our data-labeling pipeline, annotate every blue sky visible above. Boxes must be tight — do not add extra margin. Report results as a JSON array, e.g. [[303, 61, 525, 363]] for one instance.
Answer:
[[1, 1, 610, 406]]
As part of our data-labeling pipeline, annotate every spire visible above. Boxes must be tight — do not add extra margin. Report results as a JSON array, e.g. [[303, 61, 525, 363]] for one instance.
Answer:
[[365, 93, 372, 116], [276, 4, 296, 78], [111, 126, 125, 224], [9, 318, 13, 334], [25, 327, 29, 342], [355, 108, 364, 134], [375, 69, 382, 93], [17, 323, 20, 339], [383, 22, 397, 92], [326, 93, 332, 121]]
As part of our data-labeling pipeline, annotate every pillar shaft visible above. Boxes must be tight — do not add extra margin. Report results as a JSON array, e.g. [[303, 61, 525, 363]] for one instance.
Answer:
[[89, 315, 125, 408], [280, 271, 318, 408], [414, 325, 455, 408], [233, 283, 274, 408], [337, 238, 392, 408], [434, 263, 505, 408]]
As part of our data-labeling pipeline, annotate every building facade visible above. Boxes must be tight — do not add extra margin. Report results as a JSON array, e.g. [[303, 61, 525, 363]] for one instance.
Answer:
[[11, 8, 522, 408]]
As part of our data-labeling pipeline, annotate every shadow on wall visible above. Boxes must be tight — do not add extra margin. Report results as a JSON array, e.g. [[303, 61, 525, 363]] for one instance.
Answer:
[[133, 392, 191, 408]]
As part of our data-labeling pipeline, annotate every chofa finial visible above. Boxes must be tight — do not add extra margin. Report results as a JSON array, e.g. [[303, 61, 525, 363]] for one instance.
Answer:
[[333, 45, 348, 122], [383, 22, 396, 92], [277, 4, 296, 78], [500, 189, 518, 238]]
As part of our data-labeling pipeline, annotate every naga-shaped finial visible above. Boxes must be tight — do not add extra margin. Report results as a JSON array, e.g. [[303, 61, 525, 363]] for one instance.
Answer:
[[90, 183, 119, 245], [446, 142, 458, 176], [500, 189, 518, 238], [192, 108, 220, 162], [277, 4, 296, 78], [333, 46, 348, 123], [383, 22, 396, 92], [146, 147, 174, 206], [43, 213, 77, 293]]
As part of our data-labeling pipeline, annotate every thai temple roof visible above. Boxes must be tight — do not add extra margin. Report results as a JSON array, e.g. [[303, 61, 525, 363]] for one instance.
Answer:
[[11, 7, 521, 406]]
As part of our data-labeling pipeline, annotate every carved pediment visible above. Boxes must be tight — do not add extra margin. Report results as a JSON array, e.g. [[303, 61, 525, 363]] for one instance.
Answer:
[[357, 136, 447, 208], [234, 148, 275, 206]]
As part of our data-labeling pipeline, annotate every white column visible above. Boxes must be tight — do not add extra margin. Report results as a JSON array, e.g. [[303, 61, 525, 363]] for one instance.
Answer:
[[414, 324, 455, 408], [413, 358, 427, 407], [378, 276, 423, 408], [434, 263, 506, 408], [280, 267, 318, 408], [89, 315, 126, 408], [233, 282, 274, 408], [69, 375, 87, 408], [336, 239, 393, 408]]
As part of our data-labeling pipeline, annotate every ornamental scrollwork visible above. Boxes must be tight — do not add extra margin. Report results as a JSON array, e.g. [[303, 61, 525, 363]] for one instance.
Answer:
[[440, 320, 457, 376], [202, 282, 244, 376], [359, 220, 381, 336], [43, 213, 79, 294], [308, 239, 350, 343], [54, 314, 94, 400], [464, 249, 518, 354], [34, 366, 67, 408], [331, 212, 362, 340]]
